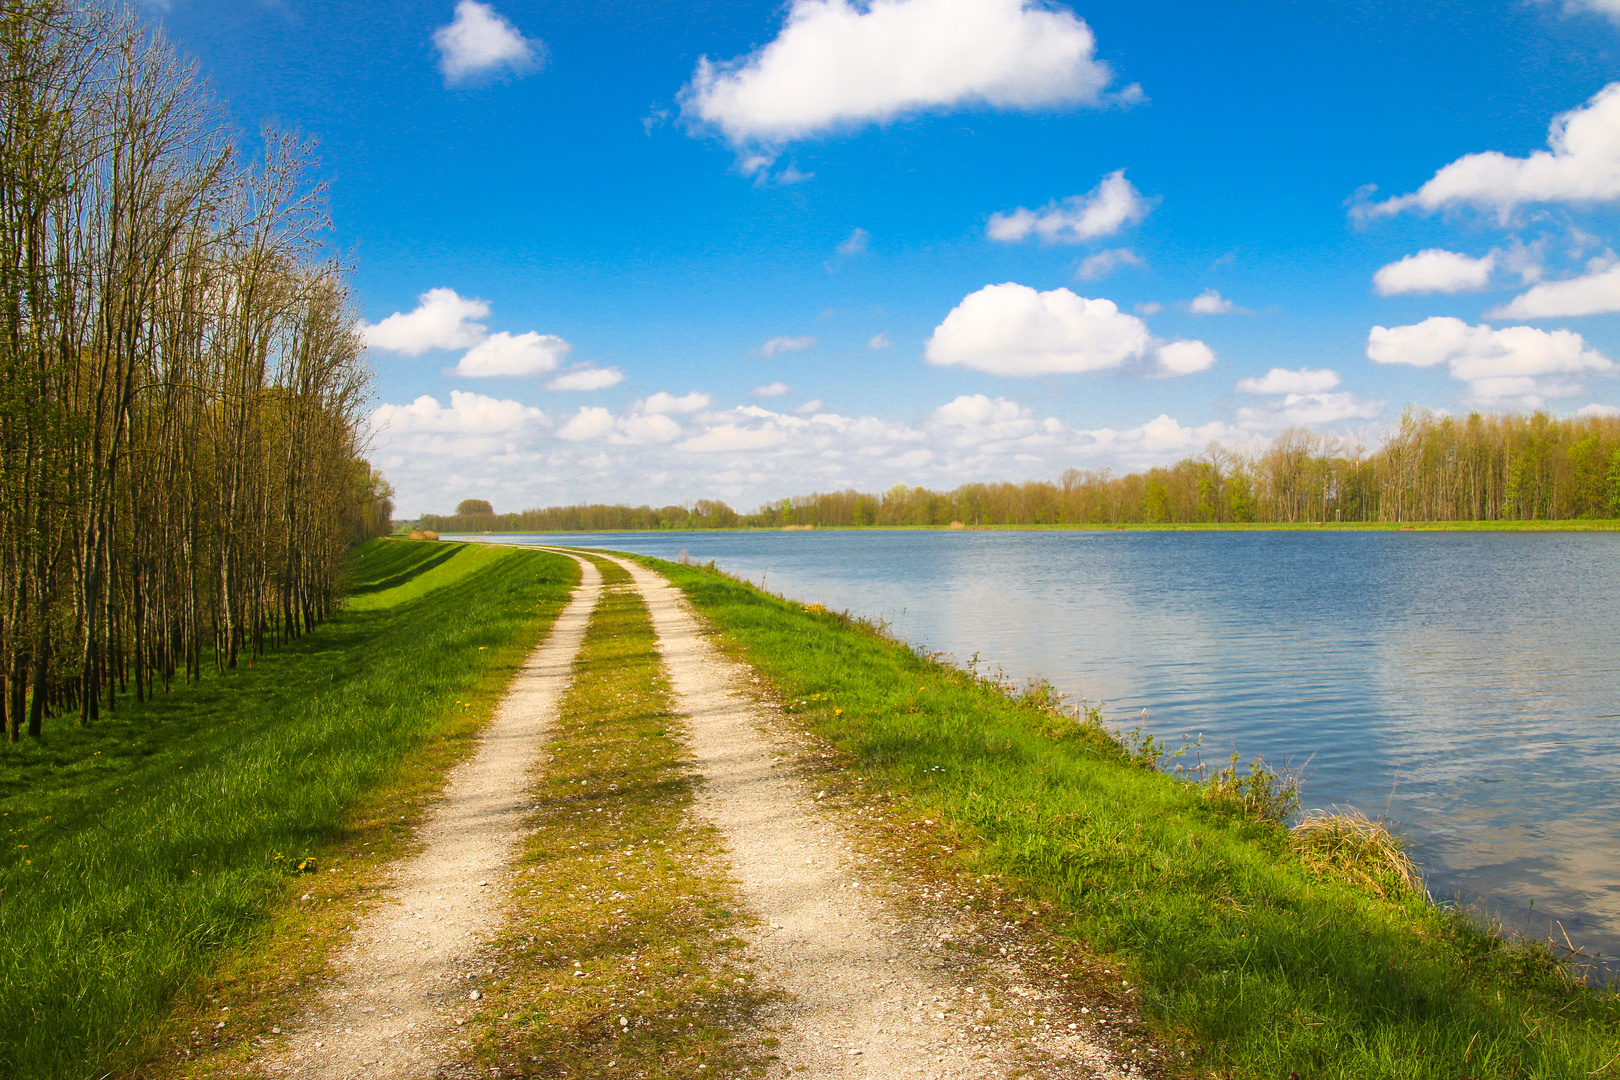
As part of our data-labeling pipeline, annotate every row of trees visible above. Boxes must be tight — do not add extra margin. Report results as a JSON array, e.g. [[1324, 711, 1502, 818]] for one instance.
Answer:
[[2, 2, 391, 740], [418, 410, 1620, 533]]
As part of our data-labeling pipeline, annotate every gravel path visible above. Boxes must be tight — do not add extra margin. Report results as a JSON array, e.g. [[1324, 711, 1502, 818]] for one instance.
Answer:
[[600, 554, 1128, 1080], [256, 558, 603, 1080]]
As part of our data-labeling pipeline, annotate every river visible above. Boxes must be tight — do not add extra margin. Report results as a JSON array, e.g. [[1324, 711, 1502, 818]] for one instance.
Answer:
[[456, 528, 1620, 973]]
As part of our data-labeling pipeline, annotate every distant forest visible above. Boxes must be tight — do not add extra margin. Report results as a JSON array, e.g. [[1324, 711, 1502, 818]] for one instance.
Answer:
[[419, 410, 1620, 533], [2, 4, 392, 739]]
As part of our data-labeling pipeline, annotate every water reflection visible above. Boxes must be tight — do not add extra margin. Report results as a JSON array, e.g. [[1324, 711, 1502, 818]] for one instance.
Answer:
[[462, 529, 1620, 971]]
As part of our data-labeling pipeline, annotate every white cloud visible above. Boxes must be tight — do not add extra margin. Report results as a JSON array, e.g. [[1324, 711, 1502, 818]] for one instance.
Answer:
[[372, 390, 546, 436], [986, 171, 1151, 243], [1136, 301, 1163, 315], [1188, 288, 1241, 315], [1373, 249, 1496, 295], [614, 413, 684, 443], [677, 424, 789, 453], [1235, 392, 1384, 428], [557, 406, 615, 441], [434, 1, 542, 85], [1576, 402, 1620, 417], [1367, 316, 1613, 403], [642, 391, 712, 414], [1231, 368, 1380, 426], [867, 333, 892, 349], [1487, 259, 1620, 318], [837, 227, 870, 256], [926, 283, 1146, 375], [453, 331, 571, 377], [933, 393, 1029, 427], [751, 381, 793, 397], [1236, 367, 1342, 395], [924, 282, 1214, 377], [362, 288, 489, 355], [794, 398, 824, 413], [1369, 82, 1620, 218], [760, 335, 816, 356], [1075, 247, 1143, 280], [680, 0, 1117, 152], [546, 365, 625, 391], [1154, 340, 1217, 375]]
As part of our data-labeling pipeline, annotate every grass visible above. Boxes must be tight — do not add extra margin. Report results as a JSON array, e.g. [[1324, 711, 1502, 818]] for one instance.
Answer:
[[0, 538, 578, 1080], [640, 554, 1620, 1080], [468, 556, 777, 1079]]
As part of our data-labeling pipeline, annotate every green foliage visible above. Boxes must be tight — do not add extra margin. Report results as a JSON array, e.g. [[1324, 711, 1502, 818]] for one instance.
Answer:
[[0, 540, 577, 1079], [650, 557, 1620, 1080]]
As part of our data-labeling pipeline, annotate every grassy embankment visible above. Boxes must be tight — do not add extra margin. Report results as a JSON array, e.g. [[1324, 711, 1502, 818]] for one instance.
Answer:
[[0, 539, 578, 1080], [644, 555, 1620, 1079], [467, 555, 777, 1078]]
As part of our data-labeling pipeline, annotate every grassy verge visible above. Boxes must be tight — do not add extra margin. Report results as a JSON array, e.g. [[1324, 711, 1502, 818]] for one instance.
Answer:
[[469, 556, 776, 1079], [640, 555, 1620, 1080], [0, 538, 577, 1080]]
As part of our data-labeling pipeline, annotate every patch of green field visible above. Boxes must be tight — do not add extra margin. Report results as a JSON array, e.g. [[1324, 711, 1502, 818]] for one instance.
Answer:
[[0, 539, 577, 1080], [647, 556, 1620, 1080]]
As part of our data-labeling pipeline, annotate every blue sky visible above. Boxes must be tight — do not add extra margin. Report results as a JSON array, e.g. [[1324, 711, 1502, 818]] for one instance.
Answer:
[[153, 0, 1620, 514]]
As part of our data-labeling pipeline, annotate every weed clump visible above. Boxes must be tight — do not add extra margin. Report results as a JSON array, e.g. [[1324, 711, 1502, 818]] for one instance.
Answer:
[[1290, 808, 1420, 899]]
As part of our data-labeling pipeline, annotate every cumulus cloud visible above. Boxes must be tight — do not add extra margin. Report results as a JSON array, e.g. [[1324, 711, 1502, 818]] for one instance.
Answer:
[[1235, 367, 1342, 395], [1367, 82, 1620, 218], [372, 390, 546, 437], [1188, 288, 1243, 315], [760, 335, 816, 357], [1231, 367, 1381, 427], [1075, 247, 1143, 280], [837, 227, 870, 256], [751, 381, 793, 397], [680, 0, 1119, 153], [1373, 249, 1497, 295], [1367, 316, 1613, 403], [987, 170, 1152, 244], [1154, 340, 1217, 375], [924, 282, 1214, 377], [1577, 402, 1620, 417], [642, 391, 712, 414], [453, 331, 571, 377], [556, 405, 684, 444], [434, 1, 543, 85], [362, 288, 489, 355], [1488, 259, 1620, 318], [867, 333, 892, 349], [546, 364, 625, 391], [794, 398, 825, 413]]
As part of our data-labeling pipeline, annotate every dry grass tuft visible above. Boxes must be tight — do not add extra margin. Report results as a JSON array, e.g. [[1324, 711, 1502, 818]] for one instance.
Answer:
[[1290, 809, 1420, 899]]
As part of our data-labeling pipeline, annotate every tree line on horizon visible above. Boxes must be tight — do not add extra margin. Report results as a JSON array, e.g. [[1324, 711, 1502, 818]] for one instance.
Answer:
[[1, 2, 391, 741], [418, 410, 1620, 534]]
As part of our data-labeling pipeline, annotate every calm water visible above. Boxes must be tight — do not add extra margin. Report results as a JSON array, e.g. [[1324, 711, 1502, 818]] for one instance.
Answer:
[[460, 529, 1620, 970]]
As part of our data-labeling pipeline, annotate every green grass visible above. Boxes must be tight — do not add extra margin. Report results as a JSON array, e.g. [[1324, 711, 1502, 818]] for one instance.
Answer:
[[643, 556, 1620, 1080], [472, 556, 776, 1079], [0, 538, 578, 1080]]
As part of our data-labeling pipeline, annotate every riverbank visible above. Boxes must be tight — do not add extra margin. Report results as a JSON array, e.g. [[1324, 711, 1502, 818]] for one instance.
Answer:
[[641, 553, 1620, 1078], [438, 518, 1620, 535]]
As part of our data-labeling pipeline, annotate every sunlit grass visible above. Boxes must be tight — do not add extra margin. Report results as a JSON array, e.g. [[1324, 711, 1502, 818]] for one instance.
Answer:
[[0, 539, 577, 1079], [646, 555, 1620, 1080]]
